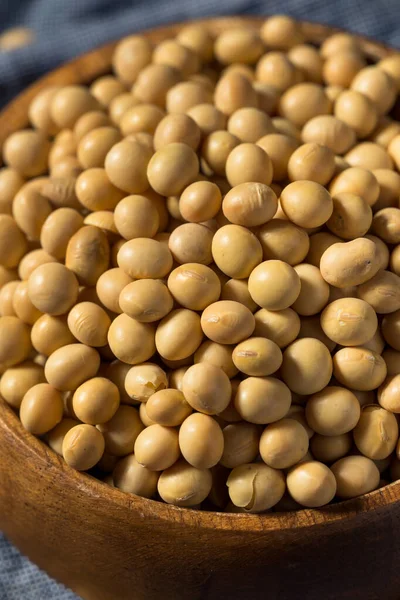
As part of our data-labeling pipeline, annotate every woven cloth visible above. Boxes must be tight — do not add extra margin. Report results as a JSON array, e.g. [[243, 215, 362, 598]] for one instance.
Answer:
[[1, 0, 400, 598], [1, 0, 400, 106]]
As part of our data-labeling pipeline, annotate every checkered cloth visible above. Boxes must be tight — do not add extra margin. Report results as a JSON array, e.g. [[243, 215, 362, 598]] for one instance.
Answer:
[[1, 0, 400, 598]]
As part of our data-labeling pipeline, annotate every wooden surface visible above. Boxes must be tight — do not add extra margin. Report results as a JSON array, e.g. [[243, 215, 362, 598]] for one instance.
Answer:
[[0, 16, 400, 600]]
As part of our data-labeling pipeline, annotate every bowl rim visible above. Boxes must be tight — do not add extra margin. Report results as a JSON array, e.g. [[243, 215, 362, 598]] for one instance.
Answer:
[[2, 398, 397, 532], [1, 15, 399, 533]]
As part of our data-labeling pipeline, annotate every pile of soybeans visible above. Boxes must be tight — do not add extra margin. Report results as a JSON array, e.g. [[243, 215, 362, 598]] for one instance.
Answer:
[[2, 16, 400, 513]]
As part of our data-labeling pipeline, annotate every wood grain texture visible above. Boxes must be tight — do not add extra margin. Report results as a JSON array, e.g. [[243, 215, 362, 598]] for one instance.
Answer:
[[0, 17, 399, 600]]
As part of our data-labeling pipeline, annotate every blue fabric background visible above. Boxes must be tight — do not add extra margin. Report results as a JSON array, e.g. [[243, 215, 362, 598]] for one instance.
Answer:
[[0, 0, 400, 597], [1, 0, 400, 107]]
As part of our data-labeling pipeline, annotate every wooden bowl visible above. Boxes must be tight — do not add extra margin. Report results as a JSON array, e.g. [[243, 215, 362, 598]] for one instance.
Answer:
[[0, 17, 399, 600]]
